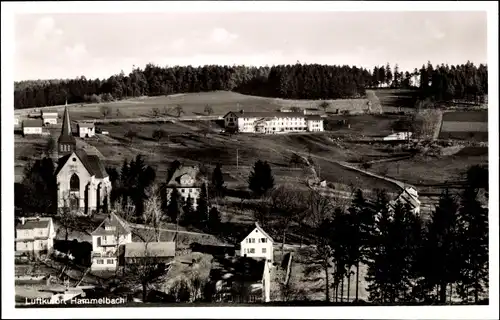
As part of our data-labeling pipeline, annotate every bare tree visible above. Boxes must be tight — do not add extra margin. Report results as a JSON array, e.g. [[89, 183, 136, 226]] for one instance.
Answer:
[[151, 107, 160, 118], [56, 198, 78, 241], [100, 106, 111, 119], [163, 106, 171, 116], [204, 104, 213, 116], [143, 185, 163, 242], [152, 129, 166, 144], [319, 101, 330, 113], [290, 106, 301, 113], [45, 135, 56, 157], [174, 105, 184, 118]]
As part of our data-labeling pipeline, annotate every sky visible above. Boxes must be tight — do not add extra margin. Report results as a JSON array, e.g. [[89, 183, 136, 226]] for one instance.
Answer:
[[14, 11, 487, 81]]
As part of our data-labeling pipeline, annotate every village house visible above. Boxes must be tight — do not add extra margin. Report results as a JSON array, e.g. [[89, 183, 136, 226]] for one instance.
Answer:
[[389, 186, 421, 215], [77, 122, 96, 138], [55, 106, 111, 214], [165, 165, 202, 209], [90, 213, 132, 271], [41, 111, 58, 125], [22, 119, 43, 136], [14, 116, 20, 127], [15, 217, 56, 256], [223, 110, 324, 134], [240, 222, 274, 262]]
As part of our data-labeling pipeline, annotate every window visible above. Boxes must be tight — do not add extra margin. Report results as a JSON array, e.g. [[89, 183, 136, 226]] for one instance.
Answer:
[[97, 259, 104, 264], [262, 248, 267, 253], [248, 238, 255, 243], [72, 157, 76, 162], [107, 259, 114, 265], [181, 189, 185, 193], [260, 238, 267, 243], [249, 248, 255, 254]]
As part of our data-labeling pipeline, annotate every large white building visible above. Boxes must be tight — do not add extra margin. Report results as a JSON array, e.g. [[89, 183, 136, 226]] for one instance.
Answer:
[[15, 217, 56, 256], [42, 111, 58, 125], [240, 223, 274, 262], [22, 119, 43, 135], [223, 110, 324, 134], [90, 213, 132, 270]]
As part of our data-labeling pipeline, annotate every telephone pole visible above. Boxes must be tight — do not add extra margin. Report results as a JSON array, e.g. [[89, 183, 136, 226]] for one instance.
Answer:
[[236, 148, 239, 170]]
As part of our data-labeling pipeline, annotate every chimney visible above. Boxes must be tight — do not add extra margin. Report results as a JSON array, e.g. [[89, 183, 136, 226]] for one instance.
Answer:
[[21, 217, 25, 225]]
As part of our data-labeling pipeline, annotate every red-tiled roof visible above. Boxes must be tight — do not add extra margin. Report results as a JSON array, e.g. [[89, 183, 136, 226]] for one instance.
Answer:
[[91, 212, 131, 236]]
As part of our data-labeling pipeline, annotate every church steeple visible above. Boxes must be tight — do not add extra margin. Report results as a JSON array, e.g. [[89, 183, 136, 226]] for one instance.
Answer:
[[58, 104, 76, 157]]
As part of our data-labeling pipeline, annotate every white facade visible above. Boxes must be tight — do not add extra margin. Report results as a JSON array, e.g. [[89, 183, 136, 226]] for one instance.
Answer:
[[383, 132, 413, 141], [240, 224, 274, 262], [23, 126, 43, 135], [14, 117, 19, 126], [166, 166, 202, 209], [78, 124, 95, 138], [167, 187, 200, 208], [91, 215, 132, 271], [15, 218, 56, 255], [224, 111, 323, 134]]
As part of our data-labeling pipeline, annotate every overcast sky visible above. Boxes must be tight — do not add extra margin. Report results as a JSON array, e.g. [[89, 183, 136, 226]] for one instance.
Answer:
[[14, 11, 487, 81]]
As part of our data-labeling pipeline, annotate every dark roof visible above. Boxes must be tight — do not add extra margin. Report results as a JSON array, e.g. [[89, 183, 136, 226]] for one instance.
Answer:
[[58, 106, 76, 145], [305, 108, 320, 111], [224, 111, 305, 119], [55, 149, 108, 178], [16, 217, 52, 230], [78, 122, 95, 128], [166, 165, 201, 186], [124, 242, 176, 258], [305, 115, 323, 120], [22, 119, 43, 127], [91, 212, 131, 236]]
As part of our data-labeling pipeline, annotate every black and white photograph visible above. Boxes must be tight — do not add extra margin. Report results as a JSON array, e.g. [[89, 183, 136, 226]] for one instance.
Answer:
[[1, 1, 498, 319]]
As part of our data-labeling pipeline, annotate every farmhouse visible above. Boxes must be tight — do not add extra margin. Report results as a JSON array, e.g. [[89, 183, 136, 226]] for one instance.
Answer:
[[41, 111, 58, 125], [22, 119, 43, 136], [240, 222, 274, 262], [77, 122, 96, 138], [55, 106, 112, 214], [389, 186, 421, 214], [223, 110, 324, 134], [90, 213, 132, 271], [165, 165, 202, 209], [383, 132, 413, 141], [15, 217, 56, 256]]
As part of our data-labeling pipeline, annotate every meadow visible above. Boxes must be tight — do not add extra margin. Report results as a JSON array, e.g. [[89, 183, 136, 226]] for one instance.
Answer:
[[439, 110, 488, 141]]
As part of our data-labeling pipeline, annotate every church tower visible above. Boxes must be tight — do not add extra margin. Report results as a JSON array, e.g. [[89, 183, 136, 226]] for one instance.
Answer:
[[58, 103, 76, 157]]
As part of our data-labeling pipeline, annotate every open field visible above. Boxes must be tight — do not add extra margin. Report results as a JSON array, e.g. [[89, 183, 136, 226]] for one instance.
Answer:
[[372, 88, 421, 113], [439, 111, 488, 141], [14, 91, 378, 122]]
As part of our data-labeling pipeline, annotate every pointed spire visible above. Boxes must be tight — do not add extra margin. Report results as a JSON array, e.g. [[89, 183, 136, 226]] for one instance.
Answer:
[[58, 105, 76, 155], [61, 105, 72, 137]]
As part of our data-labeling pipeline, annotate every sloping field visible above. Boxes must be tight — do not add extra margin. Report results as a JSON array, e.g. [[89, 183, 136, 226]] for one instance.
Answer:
[[14, 91, 375, 122], [373, 88, 420, 113], [439, 111, 488, 141]]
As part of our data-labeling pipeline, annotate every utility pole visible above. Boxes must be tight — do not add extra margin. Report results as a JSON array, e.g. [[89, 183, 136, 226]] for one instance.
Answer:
[[236, 148, 239, 170]]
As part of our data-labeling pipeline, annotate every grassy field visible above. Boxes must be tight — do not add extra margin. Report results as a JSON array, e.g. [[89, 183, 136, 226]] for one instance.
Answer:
[[372, 88, 421, 113], [14, 91, 377, 121], [439, 111, 488, 141]]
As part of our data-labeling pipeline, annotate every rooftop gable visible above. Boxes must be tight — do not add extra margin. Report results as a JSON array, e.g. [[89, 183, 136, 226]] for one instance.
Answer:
[[91, 212, 131, 236], [55, 150, 108, 179], [242, 222, 274, 243]]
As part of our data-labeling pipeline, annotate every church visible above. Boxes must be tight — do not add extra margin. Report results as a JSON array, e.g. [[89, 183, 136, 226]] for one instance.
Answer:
[[54, 106, 111, 215]]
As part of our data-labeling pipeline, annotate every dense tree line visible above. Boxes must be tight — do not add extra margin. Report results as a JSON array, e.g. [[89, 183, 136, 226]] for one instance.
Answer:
[[14, 61, 487, 110], [370, 61, 488, 104]]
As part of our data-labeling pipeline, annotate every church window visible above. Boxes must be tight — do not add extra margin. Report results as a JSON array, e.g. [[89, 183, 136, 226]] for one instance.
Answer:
[[70, 173, 80, 191]]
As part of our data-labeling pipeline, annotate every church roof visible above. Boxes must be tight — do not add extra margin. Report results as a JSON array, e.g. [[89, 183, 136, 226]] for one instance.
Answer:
[[91, 212, 131, 236], [55, 149, 108, 179], [58, 106, 76, 145]]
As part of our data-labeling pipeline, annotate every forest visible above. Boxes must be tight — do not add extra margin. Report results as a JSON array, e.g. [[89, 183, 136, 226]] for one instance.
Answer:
[[14, 61, 487, 109]]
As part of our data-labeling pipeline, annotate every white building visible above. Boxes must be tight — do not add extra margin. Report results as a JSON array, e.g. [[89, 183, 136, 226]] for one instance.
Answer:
[[77, 122, 96, 138], [14, 116, 20, 127], [22, 119, 43, 135], [42, 112, 58, 125], [240, 223, 274, 262], [223, 111, 324, 134], [390, 186, 421, 215], [90, 213, 132, 271], [15, 217, 56, 256], [383, 132, 413, 141], [165, 165, 202, 209]]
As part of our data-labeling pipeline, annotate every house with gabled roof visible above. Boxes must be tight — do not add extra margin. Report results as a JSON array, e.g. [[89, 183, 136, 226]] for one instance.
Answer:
[[15, 217, 56, 256], [22, 119, 43, 136], [389, 186, 421, 214], [165, 165, 203, 209], [55, 106, 111, 214], [90, 212, 132, 270], [240, 222, 274, 262]]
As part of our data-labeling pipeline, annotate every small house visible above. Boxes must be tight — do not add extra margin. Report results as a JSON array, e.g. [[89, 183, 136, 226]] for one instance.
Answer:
[[77, 122, 96, 138], [15, 217, 56, 256], [240, 222, 274, 262], [22, 119, 43, 136], [42, 112, 58, 125], [14, 116, 20, 127]]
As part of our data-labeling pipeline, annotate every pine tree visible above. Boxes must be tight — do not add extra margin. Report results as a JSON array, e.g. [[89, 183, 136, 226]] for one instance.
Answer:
[[211, 163, 225, 198], [421, 189, 460, 303], [167, 187, 181, 223], [248, 160, 275, 197], [208, 206, 222, 232], [197, 183, 209, 227], [456, 186, 488, 303]]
